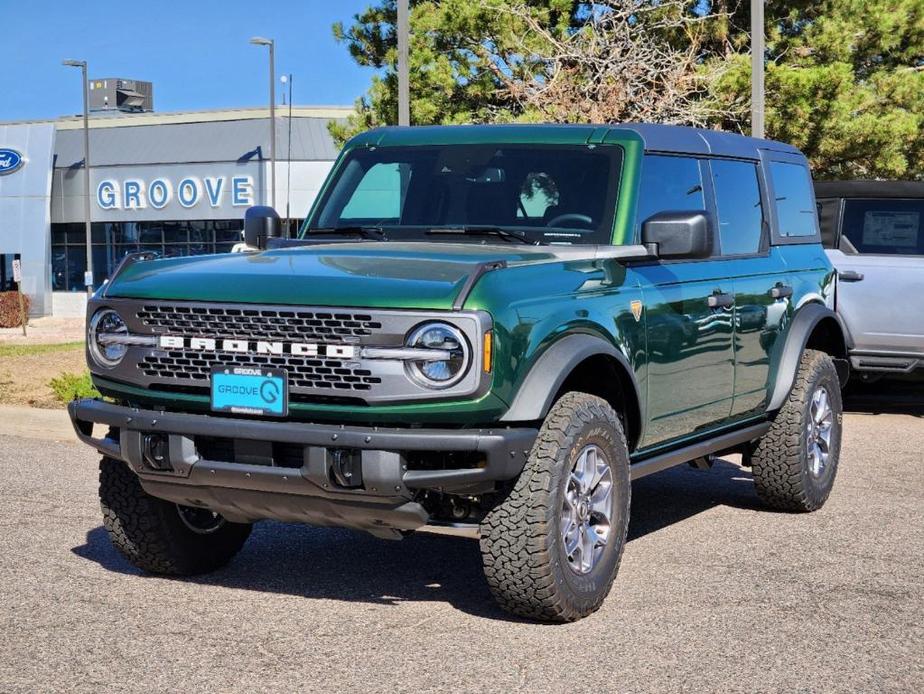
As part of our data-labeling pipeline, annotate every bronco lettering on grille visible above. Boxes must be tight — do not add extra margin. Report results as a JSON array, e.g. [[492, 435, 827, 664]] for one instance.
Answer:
[[157, 336, 359, 359]]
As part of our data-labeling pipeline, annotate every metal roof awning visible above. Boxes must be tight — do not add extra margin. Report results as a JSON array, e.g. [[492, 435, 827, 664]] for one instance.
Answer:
[[53, 115, 343, 167]]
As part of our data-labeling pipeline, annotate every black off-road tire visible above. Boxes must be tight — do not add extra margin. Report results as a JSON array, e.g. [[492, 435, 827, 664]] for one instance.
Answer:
[[479, 392, 631, 622], [751, 349, 843, 512], [99, 457, 252, 574]]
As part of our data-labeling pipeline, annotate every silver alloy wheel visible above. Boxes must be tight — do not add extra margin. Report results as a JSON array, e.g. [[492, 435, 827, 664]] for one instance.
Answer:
[[561, 444, 613, 575], [807, 385, 834, 477], [176, 505, 226, 535]]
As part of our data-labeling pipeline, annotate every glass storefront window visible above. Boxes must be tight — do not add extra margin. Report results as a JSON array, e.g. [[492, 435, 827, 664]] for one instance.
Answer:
[[1, 254, 22, 292], [51, 219, 242, 291]]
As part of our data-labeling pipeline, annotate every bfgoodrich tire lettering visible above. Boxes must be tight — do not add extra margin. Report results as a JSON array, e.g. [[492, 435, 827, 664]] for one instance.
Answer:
[[99, 457, 252, 574], [751, 349, 843, 512], [479, 392, 631, 622]]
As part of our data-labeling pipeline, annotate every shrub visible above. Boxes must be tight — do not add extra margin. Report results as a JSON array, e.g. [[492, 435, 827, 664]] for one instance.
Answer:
[[0, 291, 31, 328], [49, 371, 100, 404]]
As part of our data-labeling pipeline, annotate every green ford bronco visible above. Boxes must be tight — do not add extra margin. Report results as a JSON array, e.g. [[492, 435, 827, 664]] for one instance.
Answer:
[[70, 124, 850, 622]]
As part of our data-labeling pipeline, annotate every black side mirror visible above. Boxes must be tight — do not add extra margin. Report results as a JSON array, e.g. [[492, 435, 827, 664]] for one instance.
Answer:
[[243, 206, 281, 250], [641, 210, 713, 259]]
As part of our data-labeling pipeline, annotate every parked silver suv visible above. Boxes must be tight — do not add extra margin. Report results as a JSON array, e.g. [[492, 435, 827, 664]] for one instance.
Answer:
[[816, 181, 924, 380]]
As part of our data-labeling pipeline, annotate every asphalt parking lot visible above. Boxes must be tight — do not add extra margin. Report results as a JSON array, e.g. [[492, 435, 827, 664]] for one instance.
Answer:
[[1, 403, 921, 692]]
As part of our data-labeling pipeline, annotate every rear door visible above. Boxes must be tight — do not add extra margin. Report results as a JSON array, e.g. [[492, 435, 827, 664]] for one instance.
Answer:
[[706, 158, 792, 419], [828, 198, 924, 359]]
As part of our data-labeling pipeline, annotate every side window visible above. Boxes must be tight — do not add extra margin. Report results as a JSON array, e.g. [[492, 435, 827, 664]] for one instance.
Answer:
[[841, 199, 924, 255], [339, 162, 408, 222], [711, 159, 764, 255], [635, 155, 705, 231], [768, 161, 817, 237]]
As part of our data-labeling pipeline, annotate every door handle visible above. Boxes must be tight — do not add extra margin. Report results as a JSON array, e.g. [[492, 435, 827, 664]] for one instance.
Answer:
[[838, 270, 864, 282], [768, 284, 793, 299], [707, 292, 735, 309]]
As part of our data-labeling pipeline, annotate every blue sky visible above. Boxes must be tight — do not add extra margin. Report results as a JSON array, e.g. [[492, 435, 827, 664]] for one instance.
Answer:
[[0, 0, 376, 121]]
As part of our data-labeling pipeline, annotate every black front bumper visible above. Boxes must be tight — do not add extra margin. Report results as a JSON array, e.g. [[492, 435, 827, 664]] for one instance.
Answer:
[[68, 399, 536, 536]]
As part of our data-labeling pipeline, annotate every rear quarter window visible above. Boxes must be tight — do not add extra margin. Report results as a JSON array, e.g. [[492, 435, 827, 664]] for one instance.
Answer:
[[769, 161, 818, 238], [841, 199, 924, 255]]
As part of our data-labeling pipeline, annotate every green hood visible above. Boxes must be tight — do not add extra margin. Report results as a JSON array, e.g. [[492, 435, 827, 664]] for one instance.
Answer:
[[103, 242, 575, 310]]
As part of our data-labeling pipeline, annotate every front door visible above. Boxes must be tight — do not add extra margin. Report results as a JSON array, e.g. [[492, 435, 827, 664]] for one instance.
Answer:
[[638, 263, 737, 446], [633, 154, 735, 448]]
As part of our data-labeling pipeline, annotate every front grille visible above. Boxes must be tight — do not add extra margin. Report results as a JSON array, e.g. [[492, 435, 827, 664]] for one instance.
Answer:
[[133, 302, 388, 396], [139, 351, 382, 392], [111, 299, 488, 405], [136, 304, 384, 342]]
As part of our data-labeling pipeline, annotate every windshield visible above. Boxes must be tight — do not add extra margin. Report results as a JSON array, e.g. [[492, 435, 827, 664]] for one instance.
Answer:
[[303, 144, 623, 245]]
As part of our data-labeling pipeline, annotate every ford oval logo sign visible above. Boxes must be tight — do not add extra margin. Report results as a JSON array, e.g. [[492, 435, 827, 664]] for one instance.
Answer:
[[0, 148, 25, 175]]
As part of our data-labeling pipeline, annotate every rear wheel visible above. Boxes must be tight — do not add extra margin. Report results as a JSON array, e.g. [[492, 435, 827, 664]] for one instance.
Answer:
[[479, 392, 631, 622], [751, 349, 843, 511], [99, 457, 252, 574]]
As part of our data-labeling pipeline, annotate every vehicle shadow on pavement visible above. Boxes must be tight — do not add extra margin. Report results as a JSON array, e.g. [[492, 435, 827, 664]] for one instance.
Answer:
[[840, 375, 924, 417], [628, 460, 761, 541], [843, 387, 924, 417], [71, 461, 759, 621]]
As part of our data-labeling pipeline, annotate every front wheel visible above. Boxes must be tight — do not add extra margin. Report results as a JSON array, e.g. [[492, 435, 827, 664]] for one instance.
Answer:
[[479, 392, 631, 622], [751, 349, 843, 512], [99, 458, 252, 575]]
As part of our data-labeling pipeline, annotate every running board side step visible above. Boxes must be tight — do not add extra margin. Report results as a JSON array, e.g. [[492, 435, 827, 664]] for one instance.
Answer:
[[629, 422, 771, 481]]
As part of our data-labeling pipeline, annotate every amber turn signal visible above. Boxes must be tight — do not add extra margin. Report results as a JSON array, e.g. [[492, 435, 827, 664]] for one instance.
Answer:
[[483, 331, 493, 373]]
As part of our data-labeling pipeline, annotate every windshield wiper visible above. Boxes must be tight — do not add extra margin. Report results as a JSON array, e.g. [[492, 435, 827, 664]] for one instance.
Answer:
[[306, 226, 388, 241], [426, 225, 545, 245]]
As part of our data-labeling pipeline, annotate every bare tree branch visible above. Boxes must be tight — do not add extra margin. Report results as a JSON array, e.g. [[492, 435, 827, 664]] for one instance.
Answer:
[[488, 1, 745, 127]]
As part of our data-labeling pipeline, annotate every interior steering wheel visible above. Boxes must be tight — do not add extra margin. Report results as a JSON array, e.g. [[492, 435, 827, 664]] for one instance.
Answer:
[[546, 213, 594, 229]]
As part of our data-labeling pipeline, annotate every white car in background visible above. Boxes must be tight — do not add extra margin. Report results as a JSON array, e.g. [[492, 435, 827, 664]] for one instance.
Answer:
[[815, 181, 924, 382]]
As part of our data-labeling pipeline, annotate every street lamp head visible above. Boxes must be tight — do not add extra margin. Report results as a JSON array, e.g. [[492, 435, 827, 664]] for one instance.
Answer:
[[249, 36, 273, 46], [62, 59, 87, 68], [280, 75, 288, 84]]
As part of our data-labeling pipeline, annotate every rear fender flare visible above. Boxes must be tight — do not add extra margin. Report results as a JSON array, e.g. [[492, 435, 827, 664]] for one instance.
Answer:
[[768, 303, 849, 412]]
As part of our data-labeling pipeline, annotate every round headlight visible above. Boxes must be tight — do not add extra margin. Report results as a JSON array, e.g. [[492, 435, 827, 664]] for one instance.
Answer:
[[88, 309, 129, 368], [405, 322, 470, 389]]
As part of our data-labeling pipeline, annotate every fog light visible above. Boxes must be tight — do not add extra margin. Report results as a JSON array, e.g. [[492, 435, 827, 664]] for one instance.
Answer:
[[142, 434, 171, 471]]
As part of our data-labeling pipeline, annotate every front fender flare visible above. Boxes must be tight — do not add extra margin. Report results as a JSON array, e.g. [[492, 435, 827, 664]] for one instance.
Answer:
[[500, 334, 641, 423], [768, 303, 849, 412]]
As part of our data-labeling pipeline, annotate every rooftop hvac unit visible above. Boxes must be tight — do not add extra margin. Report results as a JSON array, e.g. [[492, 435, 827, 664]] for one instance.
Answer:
[[88, 79, 154, 113]]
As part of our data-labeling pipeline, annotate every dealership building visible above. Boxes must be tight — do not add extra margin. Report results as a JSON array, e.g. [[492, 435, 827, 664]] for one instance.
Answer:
[[0, 96, 350, 316]]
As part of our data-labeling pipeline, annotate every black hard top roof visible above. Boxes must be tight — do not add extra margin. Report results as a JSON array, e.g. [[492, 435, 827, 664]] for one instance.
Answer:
[[617, 123, 803, 159], [814, 180, 924, 199], [359, 123, 805, 160]]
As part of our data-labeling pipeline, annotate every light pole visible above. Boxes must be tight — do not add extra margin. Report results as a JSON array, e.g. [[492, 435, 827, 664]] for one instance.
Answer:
[[250, 37, 276, 210], [280, 74, 293, 233], [62, 59, 93, 294], [397, 0, 409, 126], [751, 0, 765, 139]]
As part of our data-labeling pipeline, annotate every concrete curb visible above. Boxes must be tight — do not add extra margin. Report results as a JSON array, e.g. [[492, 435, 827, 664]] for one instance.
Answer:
[[0, 405, 76, 442]]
